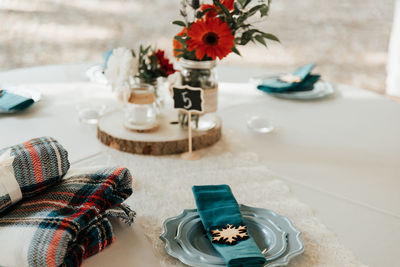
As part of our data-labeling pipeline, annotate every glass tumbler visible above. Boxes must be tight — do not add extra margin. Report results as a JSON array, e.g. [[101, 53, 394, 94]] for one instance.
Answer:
[[123, 83, 157, 130]]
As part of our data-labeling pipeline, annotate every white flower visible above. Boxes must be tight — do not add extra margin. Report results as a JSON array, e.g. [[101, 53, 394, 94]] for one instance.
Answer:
[[105, 47, 138, 92], [167, 71, 182, 86]]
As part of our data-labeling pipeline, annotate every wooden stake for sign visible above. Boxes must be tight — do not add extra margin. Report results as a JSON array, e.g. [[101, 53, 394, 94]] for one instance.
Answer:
[[171, 85, 204, 161], [188, 111, 192, 152], [181, 111, 200, 160]]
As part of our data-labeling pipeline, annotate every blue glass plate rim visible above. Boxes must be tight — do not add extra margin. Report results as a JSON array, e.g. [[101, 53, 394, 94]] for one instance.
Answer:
[[174, 208, 288, 265], [160, 204, 304, 267]]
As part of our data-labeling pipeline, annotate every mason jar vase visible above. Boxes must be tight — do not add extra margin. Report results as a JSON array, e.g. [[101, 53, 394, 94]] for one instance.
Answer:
[[179, 58, 218, 131]]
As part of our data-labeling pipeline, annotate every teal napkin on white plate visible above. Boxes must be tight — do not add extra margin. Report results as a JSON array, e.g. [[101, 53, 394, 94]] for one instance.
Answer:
[[0, 91, 34, 112], [257, 64, 320, 93]]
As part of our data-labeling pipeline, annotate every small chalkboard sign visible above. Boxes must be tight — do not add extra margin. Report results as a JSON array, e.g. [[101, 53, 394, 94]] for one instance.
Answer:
[[172, 85, 204, 114], [171, 85, 204, 160]]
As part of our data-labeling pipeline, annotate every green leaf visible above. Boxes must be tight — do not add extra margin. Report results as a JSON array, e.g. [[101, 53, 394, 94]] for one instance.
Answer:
[[180, 9, 187, 17], [238, 0, 251, 8], [237, 0, 247, 7], [255, 35, 267, 47], [174, 35, 187, 47], [213, 0, 234, 24], [247, 4, 265, 17], [237, 15, 246, 25], [260, 5, 269, 17], [172, 20, 186, 27], [195, 10, 205, 19], [234, 1, 241, 12], [237, 5, 266, 25], [196, 8, 215, 19], [143, 45, 151, 55], [239, 29, 254, 45], [231, 46, 241, 56], [240, 37, 251, 45], [261, 32, 280, 42]]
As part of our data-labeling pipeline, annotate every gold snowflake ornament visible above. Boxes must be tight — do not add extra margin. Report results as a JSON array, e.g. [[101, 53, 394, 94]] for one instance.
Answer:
[[279, 73, 302, 83], [211, 224, 249, 245]]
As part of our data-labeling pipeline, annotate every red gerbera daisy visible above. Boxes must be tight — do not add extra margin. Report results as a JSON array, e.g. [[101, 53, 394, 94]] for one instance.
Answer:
[[201, 0, 234, 18], [186, 18, 234, 60]]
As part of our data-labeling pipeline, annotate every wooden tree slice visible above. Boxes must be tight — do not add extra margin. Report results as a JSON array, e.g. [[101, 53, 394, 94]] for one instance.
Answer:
[[97, 110, 222, 155]]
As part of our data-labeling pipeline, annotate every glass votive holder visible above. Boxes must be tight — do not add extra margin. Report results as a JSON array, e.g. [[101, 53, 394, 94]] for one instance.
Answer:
[[123, 83, 158, 131], [76, 101, 107, 125]]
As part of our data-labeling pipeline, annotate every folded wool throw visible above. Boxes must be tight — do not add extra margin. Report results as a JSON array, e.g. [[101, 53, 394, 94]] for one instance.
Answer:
[[0, 167, 134, 267], [0, 137, 70, 214]]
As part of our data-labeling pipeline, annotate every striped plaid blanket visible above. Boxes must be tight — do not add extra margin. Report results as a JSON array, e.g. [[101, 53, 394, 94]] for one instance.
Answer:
[[0, 167, 134, 267], [0, 137, 70, 214]]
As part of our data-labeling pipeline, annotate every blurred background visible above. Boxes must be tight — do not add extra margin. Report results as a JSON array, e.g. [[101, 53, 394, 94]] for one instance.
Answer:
[[0, 0, 394, 93]]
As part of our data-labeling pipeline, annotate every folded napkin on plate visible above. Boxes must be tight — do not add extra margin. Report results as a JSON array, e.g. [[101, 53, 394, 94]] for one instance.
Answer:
[[0, 90, 34, 111], [0, 137, 70, 214], [0, 167, 134, 267], [257, 63, 320, 93], [193, 185, 266, 267]]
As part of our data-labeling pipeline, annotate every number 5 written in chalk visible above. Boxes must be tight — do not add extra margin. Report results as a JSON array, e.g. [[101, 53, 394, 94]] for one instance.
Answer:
[[182, 91, 192, 109]]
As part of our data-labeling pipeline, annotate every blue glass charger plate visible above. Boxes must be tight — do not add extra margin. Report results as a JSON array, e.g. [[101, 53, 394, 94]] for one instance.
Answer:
[[160, 205, 304, 267]]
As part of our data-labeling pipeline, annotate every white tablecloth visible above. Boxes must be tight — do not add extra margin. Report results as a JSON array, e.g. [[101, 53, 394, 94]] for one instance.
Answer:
[[1, 64, 400, 266]]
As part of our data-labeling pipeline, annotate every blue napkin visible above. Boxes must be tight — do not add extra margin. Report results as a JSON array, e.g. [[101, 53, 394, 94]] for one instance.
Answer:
[[0, 90, 34, 112], [257, 63, 319, 93], [192, 185, 266, 267]]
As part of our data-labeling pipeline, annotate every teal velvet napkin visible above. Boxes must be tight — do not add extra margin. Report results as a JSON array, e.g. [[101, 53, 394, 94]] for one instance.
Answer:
[[0, 91, 34, 112], [257, 63, 319, 93], [192, 185, 266, 267]]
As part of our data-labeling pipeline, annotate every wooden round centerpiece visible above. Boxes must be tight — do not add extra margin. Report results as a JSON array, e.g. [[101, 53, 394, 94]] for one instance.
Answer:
[[97, 110, 222, 155]]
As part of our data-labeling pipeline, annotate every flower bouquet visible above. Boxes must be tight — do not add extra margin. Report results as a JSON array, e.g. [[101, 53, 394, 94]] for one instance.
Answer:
[[105, 45, 176, 100], [137, 45, 176, 85], [172, 0, 278, 129], [104, 46, 176, 130]]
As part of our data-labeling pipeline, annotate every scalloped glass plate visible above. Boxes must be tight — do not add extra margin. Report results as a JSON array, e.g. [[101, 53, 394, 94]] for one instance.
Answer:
[[175, 209, 287, 265], [160, 205, 304, 267]]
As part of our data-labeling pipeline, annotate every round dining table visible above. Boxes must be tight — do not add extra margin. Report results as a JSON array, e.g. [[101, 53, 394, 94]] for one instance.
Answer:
[[1, 63, 399, 267]]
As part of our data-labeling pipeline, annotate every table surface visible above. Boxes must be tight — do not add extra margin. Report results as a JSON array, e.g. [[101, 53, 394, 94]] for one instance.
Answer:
[[1, 63, 400, 267]]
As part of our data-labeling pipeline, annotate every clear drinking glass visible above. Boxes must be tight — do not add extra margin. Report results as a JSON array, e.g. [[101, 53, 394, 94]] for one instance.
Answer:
[[123, 83, 157, 130]]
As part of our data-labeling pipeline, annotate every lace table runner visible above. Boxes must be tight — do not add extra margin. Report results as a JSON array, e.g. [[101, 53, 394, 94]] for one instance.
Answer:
[[74, 132, 367, 267]]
